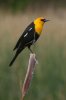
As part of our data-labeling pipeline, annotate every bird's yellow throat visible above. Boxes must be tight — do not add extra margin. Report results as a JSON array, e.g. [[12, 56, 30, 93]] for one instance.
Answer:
[[34, 18, 44, 35]]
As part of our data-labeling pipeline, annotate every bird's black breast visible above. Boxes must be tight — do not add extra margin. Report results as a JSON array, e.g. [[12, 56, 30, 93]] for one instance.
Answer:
[[35, 32, 40, 41]]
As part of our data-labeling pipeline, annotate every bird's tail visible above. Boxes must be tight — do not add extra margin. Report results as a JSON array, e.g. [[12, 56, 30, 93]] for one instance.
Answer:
[[9, 52, 19, 67]]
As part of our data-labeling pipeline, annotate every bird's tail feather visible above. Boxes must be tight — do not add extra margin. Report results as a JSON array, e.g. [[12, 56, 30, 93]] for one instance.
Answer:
[[9, 53, 18, 67], [9, 46, 24, 67]]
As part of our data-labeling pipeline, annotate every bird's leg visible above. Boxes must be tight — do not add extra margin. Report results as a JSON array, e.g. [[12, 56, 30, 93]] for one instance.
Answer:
[[28, 47, 33, 53]]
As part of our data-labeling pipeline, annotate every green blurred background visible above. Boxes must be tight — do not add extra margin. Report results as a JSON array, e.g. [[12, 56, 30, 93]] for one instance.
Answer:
[[0, 0, 66, 100]]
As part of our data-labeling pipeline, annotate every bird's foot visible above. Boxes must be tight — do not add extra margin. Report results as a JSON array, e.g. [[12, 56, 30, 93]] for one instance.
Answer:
[[29, 48, 33, 53]]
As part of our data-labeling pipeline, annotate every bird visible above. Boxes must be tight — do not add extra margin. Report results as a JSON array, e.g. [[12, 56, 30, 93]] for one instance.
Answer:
[[9, 17, 49, 66]]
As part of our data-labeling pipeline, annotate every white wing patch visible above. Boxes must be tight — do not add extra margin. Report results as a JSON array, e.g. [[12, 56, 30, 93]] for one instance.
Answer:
[[29, 27, 32, 31], [24, 28, 32, 38], [24, 32, 28, 37]]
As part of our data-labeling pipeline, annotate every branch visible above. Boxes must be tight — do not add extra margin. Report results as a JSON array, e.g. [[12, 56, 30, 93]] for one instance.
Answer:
[[22, 53, 38, 100]]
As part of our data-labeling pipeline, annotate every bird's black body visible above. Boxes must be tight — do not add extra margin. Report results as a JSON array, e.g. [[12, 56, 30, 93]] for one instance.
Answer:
[[9, 22, 39, 66]]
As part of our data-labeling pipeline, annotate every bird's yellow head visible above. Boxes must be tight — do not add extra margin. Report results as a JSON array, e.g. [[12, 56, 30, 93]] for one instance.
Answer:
[[34, 17, 49, 35]]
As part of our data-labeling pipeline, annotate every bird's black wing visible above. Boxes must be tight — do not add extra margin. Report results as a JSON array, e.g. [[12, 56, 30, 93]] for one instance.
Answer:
[[13, 22, 35, 50]]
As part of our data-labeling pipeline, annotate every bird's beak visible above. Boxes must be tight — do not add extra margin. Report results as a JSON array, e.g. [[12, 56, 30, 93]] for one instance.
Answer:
[[44, 19, 50, 22]]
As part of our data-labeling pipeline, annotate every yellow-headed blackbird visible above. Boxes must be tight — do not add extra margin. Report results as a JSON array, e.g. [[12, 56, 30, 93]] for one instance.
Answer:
[[9, 17, 49, 66]]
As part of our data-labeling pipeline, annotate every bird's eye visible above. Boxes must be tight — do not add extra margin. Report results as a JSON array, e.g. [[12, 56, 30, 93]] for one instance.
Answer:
[[41, 19, 44, 22], [41, 19, 49, 22]]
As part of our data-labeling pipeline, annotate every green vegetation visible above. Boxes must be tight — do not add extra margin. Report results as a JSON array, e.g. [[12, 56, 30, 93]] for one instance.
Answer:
[[0, 0, 66, 11]]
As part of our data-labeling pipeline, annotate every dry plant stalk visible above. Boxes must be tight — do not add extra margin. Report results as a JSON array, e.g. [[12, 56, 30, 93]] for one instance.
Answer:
[[22, 53, 37, 100]]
